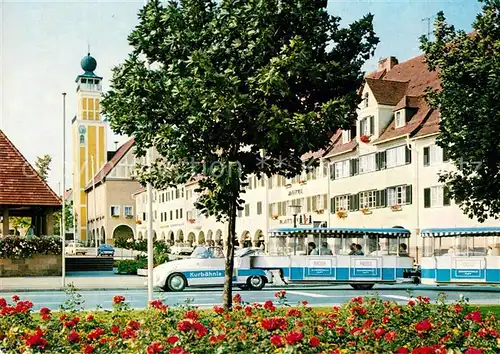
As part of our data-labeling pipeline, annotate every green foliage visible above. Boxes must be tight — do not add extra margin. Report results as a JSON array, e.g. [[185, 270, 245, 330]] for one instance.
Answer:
[[60, 283, 85, 312], [0, 235, 62, 259], [10, 217, 31, 236], [34, 154, 52, 182], [53, 201, 75, 236], [420, 0, 500, 222], [115, 257, 147, 274], [102, 0, 378, 308]]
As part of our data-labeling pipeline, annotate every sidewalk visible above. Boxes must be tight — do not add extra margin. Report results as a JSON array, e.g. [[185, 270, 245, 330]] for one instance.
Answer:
[[0, 272, 146, 292]]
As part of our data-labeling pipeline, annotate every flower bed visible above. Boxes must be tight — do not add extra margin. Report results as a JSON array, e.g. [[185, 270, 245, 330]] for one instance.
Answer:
[[0, 235, 61, 259], [0, 293, 498, 353]]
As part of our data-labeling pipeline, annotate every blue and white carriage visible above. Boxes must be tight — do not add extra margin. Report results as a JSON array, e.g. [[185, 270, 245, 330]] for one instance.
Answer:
[[420, 227, 500, 285], [251, 227, 416, 290]]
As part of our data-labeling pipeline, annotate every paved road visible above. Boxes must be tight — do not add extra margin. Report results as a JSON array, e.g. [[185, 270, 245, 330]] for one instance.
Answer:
[[1, 285, 498, 311]]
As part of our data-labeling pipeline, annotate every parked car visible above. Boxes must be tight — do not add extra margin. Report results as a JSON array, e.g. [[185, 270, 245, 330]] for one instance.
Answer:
[[66, 242, 87, 255], [97, 244, 115, 257], [170, 243, 194, 256]]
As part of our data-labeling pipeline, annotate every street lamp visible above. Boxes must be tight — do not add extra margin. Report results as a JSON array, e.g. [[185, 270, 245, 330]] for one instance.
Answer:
[[289, 204, 302, 255]]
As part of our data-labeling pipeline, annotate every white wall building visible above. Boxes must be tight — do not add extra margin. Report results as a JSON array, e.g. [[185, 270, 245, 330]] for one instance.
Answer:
[[132, 55, 499, 261]]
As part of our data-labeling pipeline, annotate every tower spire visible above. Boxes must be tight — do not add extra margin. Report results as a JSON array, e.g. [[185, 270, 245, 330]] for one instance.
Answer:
[[87, 42, 91, 56]]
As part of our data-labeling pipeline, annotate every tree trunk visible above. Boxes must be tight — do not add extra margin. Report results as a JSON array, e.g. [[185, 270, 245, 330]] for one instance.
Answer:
[[222, 195, 238, 310]]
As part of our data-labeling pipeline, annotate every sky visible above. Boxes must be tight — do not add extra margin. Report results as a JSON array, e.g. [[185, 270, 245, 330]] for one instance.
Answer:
[[0, 0, 483, 193]]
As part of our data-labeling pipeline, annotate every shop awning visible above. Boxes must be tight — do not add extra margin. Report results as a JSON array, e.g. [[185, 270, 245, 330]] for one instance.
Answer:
[[420, 227, 500, 237], [269, 227, 411, 238]]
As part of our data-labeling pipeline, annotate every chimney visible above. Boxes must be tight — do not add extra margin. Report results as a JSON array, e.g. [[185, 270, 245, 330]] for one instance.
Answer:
[[377, 56, 398, 72], [114, 141, 119, 150]]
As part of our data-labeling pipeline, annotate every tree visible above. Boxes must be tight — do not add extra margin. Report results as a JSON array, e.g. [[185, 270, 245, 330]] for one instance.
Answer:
[[102, 0, 378, 309], [35, 155, 52, 182], [420, 0, 500, 222], [53, 201, 74, 236]]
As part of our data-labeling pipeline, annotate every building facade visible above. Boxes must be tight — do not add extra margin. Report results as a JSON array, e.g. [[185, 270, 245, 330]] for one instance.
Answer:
[[132, 55, 499, 261]]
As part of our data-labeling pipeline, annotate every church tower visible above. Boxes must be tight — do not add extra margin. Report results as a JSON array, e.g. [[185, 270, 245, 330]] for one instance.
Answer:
[[72, 53, 107, 242]]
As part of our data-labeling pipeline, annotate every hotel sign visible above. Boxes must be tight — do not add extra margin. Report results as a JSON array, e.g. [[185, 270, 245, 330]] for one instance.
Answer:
[[288, 189, 303, 196]]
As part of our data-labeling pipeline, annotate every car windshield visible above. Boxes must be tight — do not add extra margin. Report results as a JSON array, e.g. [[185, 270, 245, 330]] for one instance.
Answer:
[[190, 246, 224, 259]]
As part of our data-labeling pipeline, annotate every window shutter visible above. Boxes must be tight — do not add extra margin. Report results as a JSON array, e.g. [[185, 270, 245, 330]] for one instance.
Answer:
[[352, 158, 359, 175], [379, 151, 386, 170], [405, 185, 412, 204], [423, 147, 430, 166], [369, 116, 375, 135], [323, 194, 328, 210], [380, 189, 386, 207], [330, 164, 335, 180], [312, 196, 317, 211], [349, 195, 355, 212], [350, 125, 357, 140], [330, 198, 336, 213], [307, 197, 312, 212], [375, 152, 381, 171], [424, 188, 431, 208], [405, 146, 412, 164], [442, 147, 450, 162], [443, 186, 451, 206], [354, 194, 360, 211]]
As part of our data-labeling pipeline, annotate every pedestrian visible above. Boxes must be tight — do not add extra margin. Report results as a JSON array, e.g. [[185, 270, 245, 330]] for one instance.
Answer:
[[307, 242, 317, 255]]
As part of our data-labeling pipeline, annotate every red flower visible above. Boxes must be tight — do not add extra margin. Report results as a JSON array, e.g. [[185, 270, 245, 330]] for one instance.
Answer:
[[351, 297, 363, 304], [25, 328, 48, 350], [233, 294, 242, 303], [67, 330, 80, 343], [170, 347, 189, 354], [12, 295, 19, 302], [465, 311, 482, 323], [415, 318, 432, 332], [84, 345, 95, 354], [309, 336, 320, 347], [261, 317, 288, 331], [113, 295, 126, 304], [286, 309, 301, 317], [465, 348, 482, 354], [167, 335, 179, 344], [270, 334, 283, 347], [463, 331, 471, 337], [274, 290, 286, 298], [264, 300, 275, 311], [59, 314, 67, 321], [86, 313, 94, 322], [111, 325, 120, 334], [213, 305, 224, 314], [87, 328, 105, 341], [374, 327, 385, 339], [360, 135, 370, 143], [454, 304, 463, 313], [384, 331, 397, 342], [382, 316, 390, 324], [285, 330, 303, 345], [177, 319, 193, 332], [127, 320, 141, 330], [244, 306, 253, 316], [0, 298, 6, 308], [408, 300, 416, 306], [301, 300, 308, 306], [209, 334, 226, 344], [147, 341, 165, 354], [39, 307, 50, 315], [150, 299, 168, 311], [185, 310, 199, 321], [396, 348, 410, 354]]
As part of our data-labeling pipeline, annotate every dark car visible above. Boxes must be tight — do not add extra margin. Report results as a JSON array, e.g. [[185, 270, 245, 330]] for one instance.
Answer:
[[97, 244, 115, 257]]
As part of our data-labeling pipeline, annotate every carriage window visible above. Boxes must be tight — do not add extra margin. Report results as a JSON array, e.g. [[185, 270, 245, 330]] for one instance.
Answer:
[[423, 238, 434, 257]]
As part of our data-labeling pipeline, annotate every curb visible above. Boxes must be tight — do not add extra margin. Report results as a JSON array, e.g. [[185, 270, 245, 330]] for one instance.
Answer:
[[1, 284, 498, 293]]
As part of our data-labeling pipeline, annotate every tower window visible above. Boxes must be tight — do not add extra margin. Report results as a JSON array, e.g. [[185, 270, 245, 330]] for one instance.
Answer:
[[80, 134, 85, 144]]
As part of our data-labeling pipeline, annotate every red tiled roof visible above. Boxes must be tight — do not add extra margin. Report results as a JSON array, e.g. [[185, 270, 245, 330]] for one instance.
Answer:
[[414, 110, 440, 138], [365, 78, 409, 106], [393, 95, 421, 112], [323, 130, 358, 157], [85, 138, 135, 190], [0, 130, 61, 206], [374, 98, 433, 144]]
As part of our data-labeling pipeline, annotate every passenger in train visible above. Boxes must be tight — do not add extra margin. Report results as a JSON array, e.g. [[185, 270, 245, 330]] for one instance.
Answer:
[[208, 240, 215, 247], [399, 243, 409, 256], [355, 244, 364, 255], [348, 243, 357, 255], [312, 241, 333, 255], [307, 242, 317, 255]]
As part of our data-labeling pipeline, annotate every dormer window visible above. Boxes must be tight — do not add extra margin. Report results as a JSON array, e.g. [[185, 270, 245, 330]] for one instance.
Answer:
[[395, 110, 405, 128], [341, 130, 350, 144], [364, 92, 369, 108]]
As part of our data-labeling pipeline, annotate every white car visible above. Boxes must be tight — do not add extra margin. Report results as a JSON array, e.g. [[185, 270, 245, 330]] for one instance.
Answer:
[[152, 247, 271, 291], [65, 242, 87, 255], [170, 243, 194, 256]]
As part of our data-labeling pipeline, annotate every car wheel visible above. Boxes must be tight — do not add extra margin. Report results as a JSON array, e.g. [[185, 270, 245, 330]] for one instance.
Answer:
[[166, 273, 187, 292], [350, 284, 374, 290], [247, 276, 266, 290]]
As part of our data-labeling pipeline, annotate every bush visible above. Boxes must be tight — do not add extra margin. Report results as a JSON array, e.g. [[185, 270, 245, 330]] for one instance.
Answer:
[[115, 258, 147, 274], [0, 293, 498, 353], [0, 236, 61, 259]]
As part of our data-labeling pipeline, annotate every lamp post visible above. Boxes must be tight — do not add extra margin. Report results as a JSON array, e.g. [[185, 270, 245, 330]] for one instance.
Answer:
[[289, 204, 302, 255]]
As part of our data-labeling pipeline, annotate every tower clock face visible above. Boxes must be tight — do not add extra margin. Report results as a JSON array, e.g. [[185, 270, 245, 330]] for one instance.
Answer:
[[78, 125, 86, 134]]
